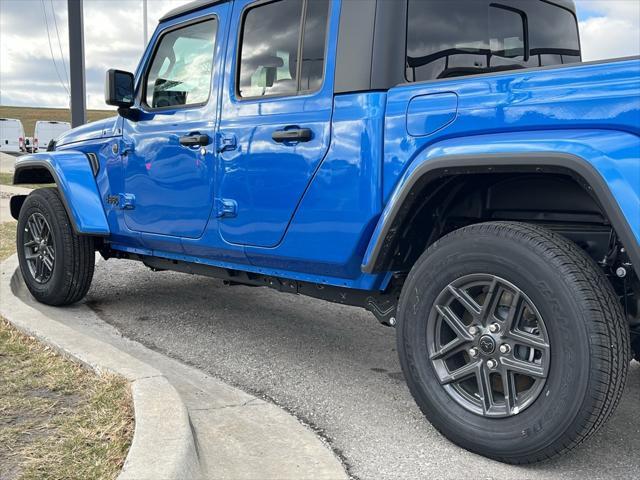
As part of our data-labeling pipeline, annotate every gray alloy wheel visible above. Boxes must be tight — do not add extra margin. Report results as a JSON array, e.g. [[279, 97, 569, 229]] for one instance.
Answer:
[[427, 274, 550, 418], [22, 212, 56, 284]]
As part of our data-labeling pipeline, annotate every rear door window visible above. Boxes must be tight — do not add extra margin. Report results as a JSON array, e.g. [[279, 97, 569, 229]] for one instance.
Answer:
[[406, 0, 581, 82], [238, 0, 330, 99]]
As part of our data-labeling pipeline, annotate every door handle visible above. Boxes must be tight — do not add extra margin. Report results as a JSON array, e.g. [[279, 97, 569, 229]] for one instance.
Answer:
[[179, 133, 210, 148], [272, 128, 313, 143]]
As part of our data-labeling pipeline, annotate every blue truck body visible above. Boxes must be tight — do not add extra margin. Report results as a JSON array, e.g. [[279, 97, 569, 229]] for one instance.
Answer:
[[15, 3, 640, 288], [12, 0, 640, 463]]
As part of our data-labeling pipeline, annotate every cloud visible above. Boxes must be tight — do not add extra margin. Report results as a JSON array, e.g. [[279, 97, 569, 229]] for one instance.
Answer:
[[576, 0, 640, 61], [1, 1, 639, 109], [0, 0, 187, 109]]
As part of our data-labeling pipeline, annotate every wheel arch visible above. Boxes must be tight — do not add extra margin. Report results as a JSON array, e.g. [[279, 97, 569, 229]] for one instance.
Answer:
[[12, 152, 109, 236], [363, 152, 640, 279]]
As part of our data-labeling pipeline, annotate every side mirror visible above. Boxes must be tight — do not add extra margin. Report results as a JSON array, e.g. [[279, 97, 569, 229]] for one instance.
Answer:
[[105, 69, 135, 108]]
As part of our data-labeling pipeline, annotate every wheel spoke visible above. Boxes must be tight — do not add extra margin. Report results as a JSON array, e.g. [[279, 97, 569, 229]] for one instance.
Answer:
[[436, 305, 474, 342], [35, 256, 44, 280], [479, 278, 500, 324], [508, 330, 549, 350], [447, 284, 481, 317], [441, 360, 480, 385], [477, 365, 494, 414], [40, 222, 50, 242], [502, 291, 522, 332], [430, 338, 470, 361], [25, 251, 39, 260], [501, 370, 517, 415], [501, 357, 546, 378], [42, 254, 54, 271], [28, 217, 41, 241]]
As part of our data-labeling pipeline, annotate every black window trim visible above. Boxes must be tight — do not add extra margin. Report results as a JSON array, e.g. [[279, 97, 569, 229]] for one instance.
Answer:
[[404, 0, 581, 84], [140, 15, 219, 113], [489, 3, 529, 62], [234, 0, 331, 102]]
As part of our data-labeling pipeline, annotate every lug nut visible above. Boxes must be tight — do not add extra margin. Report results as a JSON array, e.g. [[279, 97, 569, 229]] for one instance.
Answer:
[[488, 323, 501, 334], [499, 344, 511, 354], [469, 326, 480, 336], [486, 359, 497, 369], [469, 347, 479, 358]]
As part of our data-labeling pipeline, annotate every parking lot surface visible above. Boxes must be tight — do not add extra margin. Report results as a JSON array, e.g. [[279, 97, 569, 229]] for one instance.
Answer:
[[87, 259, 639, 480]]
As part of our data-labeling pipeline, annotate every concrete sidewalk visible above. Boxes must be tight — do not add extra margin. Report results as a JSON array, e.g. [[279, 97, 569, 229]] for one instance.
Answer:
[[1, 255, 348, 480]]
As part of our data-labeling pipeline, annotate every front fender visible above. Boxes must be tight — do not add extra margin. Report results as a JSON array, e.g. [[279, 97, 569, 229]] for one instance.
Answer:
[[13, 151, 109, 235], [363, 129, 640, 275]]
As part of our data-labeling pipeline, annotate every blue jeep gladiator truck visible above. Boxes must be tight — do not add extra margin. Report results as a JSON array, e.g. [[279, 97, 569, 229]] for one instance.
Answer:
[[11, 0, 640, 464]]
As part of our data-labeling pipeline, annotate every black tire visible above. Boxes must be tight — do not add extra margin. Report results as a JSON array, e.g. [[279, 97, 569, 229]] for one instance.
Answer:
[[16, 188, 95, 306], [397, 221, 630, 463]]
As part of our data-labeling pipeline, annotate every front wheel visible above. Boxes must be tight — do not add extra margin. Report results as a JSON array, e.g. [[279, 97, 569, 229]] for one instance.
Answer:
[[397, 222, 630, 463], [16, 188, 95, 306]]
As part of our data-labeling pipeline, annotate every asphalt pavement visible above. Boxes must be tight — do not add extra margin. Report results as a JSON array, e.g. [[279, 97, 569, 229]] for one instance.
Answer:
[[87, 259, 640, 480]]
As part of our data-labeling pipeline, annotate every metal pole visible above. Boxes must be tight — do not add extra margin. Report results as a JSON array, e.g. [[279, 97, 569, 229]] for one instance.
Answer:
[[143, 0, 148, 47], [67, 0, 86, 127]]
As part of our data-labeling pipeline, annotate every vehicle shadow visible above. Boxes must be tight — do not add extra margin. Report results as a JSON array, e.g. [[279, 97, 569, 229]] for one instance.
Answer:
[[86, 260, 639, 480]]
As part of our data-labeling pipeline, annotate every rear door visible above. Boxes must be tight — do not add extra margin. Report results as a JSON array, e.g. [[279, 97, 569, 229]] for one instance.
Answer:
[[216, 0, 332, 247], [121, 4, 229, 238]]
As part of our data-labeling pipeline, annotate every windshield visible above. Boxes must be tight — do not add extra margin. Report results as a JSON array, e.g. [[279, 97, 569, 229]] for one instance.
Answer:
[[406, 0, 581, 82]]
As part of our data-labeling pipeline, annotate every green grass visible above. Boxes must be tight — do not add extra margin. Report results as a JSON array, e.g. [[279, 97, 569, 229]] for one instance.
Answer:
[[0, 221, 16, 261], [0, 319, 134, 480], [0, 214, 134, 479], [0, 172, 51, 190], [0, 105, 115, 138], [0, 172, 13, 186]]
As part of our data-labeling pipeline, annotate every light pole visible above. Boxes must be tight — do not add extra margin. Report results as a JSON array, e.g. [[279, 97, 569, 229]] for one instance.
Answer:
[[143, 0, 148, 47], [67, 0, 86, 127]]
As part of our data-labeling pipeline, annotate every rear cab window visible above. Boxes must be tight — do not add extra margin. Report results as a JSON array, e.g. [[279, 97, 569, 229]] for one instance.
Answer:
[[406, 0, 581, 82], [237, 0, 330, 99]]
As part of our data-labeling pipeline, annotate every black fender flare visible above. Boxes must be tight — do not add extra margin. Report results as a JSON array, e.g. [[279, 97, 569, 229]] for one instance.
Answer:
[[362, 153, 640, 279]]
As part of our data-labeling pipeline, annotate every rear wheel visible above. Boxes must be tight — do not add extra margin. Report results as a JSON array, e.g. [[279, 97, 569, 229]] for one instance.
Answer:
[[17, 188, 95, 306], [397, 221, 630, 463]]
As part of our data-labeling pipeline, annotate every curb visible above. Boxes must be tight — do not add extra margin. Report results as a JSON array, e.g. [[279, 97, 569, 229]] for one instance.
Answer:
[[0, 254, 202, 480]]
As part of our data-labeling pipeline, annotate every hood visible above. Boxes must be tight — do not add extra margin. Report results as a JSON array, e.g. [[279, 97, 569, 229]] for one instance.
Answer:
[[56, 115, 122, 148]]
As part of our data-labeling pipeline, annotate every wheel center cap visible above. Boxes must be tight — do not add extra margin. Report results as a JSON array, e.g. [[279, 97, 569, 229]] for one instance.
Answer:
[[479, 335, 496, 355]]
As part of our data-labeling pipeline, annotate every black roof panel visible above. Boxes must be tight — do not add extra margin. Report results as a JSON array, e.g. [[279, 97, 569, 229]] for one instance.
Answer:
[[159, 0, 227, 22]]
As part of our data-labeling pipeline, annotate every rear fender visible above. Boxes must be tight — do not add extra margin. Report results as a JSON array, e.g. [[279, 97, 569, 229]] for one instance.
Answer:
[[12, 151, 109, 235], [363, 130, 640, 277]]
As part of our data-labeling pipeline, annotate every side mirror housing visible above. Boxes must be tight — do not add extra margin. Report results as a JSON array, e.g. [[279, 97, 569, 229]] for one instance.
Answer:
[[105, 69, 135, 108]]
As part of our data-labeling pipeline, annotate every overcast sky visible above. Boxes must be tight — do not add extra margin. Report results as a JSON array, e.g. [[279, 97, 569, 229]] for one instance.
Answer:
[[1, 0, 639, 110]]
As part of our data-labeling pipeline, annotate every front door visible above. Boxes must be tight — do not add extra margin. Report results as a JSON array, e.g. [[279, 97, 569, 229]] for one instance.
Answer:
[[216, 0, 332, 248], [122, 5, 228, 238]]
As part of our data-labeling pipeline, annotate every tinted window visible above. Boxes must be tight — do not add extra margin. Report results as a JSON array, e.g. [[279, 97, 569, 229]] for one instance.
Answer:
[[300, 0, 330, 92], [406, 0, 581, 82], [238, 0, 330, 98], [145, 19, 217, 109]]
